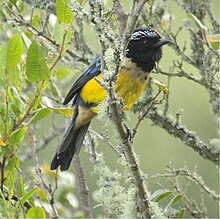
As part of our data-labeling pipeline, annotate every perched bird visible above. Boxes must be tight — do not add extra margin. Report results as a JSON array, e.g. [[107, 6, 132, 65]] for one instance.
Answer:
[[51, 29, 170, 171]]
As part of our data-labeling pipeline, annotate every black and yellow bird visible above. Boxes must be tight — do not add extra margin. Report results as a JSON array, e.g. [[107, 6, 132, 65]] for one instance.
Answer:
[[50, 29, 170, 171]]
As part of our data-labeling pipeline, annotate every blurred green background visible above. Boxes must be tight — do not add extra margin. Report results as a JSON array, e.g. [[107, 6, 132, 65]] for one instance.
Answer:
[[25, 0, 219, 217]]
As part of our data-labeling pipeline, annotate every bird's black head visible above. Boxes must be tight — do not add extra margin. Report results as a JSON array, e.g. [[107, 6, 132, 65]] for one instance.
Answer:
[[126, 29, 170, 72]]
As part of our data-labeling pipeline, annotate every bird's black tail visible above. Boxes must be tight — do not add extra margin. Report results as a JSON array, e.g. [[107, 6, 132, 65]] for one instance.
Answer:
[[50, 106, 90, 171]]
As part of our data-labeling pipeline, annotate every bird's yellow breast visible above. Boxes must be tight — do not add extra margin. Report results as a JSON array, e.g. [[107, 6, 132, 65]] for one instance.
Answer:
[[115, 68, 147, 110], [80, 67, 147, 111], [80, 74, 106, 104]]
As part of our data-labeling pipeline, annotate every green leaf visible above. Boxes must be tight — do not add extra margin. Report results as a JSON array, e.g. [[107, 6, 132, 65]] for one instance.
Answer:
[[209, 41, 220, 50], [153, 79, 168, 93], [54, 21, 74, 46], [8, 86, 25, 113], [55, 67, 72, 79], [0, 46, 6, 74], [171, 194, 184, 204], [56, 0, 73, 24], [150, 189, 173, 202], [10, 126, 26, 144], [9, 0, 18, 4], [5, 156, 20, 197], [18, 176, 25, 197], [26, 207, 46, 219], [0, 46, 7, 85], [20, 187, 37, 204], [207, 35, 220, 50], [21, 32, 31, 48], [187, 13, 207, 32], [32, 14, 40, 28], [8, 66, 20, 85], [6, 156, 19, 171], [54, 21, 65, 44], [46, 105, 74, 117], [0, 10, 6, 22], [177, 208, 186, 218], [19, 1, 25, 12], [26, 40, 50, 82], [35, 188, 48, 202], [164, 194, 184, 213], [6, 33, 24, 72], [25, 108, 51, 125]]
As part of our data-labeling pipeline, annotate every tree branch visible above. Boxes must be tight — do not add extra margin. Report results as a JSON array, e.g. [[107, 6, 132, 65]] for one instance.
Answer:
[[73, 156, 92, 219], [147, 109, 219, 166], [13, 17, 90, 65], [107, 86, 151, 218], [122, 0, 148, 48]]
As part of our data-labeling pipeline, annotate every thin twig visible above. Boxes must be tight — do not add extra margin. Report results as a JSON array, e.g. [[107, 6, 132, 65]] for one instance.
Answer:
[[29, 137, 59, 218], [122, 0, 148, 49], [148, 169, 220, 201], [49, 30, 69, 71], [114, 1, 128, 35], [13, 80, 45, 130], [132, 90, 162, 139], [20, 126, 64, 162], [0, 156, 6, 192], [155, 67, 220, 95], [89, 129, 119, 155], [166, 165, 208, 218]]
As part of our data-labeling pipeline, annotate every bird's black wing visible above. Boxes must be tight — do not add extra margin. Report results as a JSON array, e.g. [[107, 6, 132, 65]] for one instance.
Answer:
[[63, 55, 102, 105], [50, 105, 90, 171]]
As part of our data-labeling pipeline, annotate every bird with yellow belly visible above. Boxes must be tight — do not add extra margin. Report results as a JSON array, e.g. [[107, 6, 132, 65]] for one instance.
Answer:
[[51, 29, 170, 171]]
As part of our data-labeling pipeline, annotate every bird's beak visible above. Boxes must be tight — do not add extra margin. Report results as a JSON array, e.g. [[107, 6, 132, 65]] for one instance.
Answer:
[[153, 38, 171, 48]]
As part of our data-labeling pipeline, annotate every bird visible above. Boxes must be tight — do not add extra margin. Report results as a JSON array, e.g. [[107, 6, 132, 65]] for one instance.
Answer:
[[50, 28, 170, 171]]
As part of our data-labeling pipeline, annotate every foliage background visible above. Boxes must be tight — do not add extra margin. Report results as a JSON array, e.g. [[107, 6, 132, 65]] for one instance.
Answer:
[[0, 0, 219, 218]]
